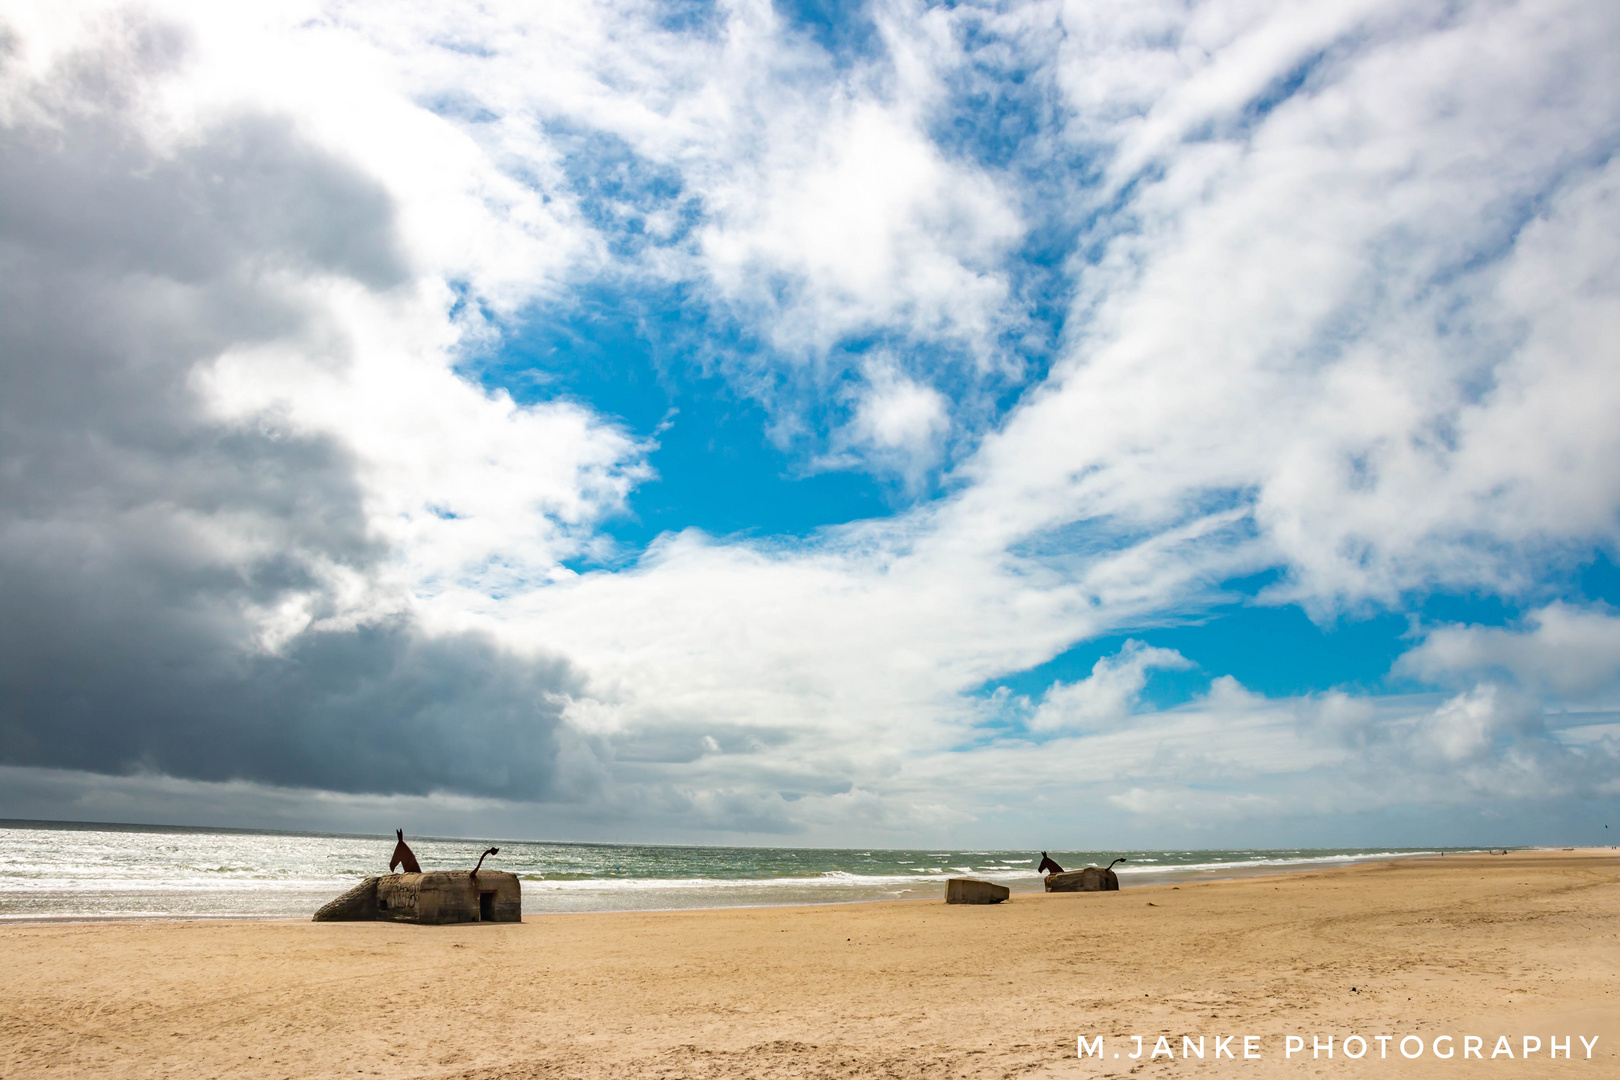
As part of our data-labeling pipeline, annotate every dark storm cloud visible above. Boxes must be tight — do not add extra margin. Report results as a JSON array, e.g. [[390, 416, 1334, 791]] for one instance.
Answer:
[[0, 614, 578, 799], [0, 18, 579, 801]]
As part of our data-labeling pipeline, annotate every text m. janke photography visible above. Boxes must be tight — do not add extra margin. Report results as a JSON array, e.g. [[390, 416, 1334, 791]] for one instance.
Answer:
[[1080, 1033, 1602, 1064]]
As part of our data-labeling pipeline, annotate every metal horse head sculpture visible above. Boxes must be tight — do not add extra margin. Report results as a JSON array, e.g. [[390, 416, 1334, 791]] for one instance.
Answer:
[[1037, 851, 1065, 876], [390, 829, 423, 874]]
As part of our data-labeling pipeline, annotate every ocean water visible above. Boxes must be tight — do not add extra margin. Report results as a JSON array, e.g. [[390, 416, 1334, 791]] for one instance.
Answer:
[[0, 820, 1480, 922]]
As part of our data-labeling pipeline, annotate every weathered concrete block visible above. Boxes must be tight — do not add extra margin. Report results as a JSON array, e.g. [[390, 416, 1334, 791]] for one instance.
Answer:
[[312, 876, 379, 921], [375, 871, 522, 924], [1044, 867, 1119, 892], [945, 878, 1010, 904], [314, 871, 520, 924]]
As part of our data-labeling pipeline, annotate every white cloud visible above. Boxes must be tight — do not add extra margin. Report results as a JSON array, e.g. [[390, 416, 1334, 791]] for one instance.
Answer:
[[697, 97, 1021, 358], [0, 7, 653, 641], [1414, 684, 1534, 763], [1107, 786, 1279, 822], [1028, 640, 1192, 732], [958, 0, 1620, 611], [948, 675, 1607, 834], [827, 358, 953, 489], [1397, 604, 1620, 700], [195, 282, 651, 617]]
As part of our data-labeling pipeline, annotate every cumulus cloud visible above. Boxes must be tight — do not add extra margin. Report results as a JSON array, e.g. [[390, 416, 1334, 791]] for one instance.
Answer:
[[1397, 604, 1620, 700], [696, 95, 1021, 358], [942, 674, 1614, 840], [1412, 685, 1536, 764], [824, 358, 953, 490], [1027, 641, 1193, 732], [0, 12, 633, 804]]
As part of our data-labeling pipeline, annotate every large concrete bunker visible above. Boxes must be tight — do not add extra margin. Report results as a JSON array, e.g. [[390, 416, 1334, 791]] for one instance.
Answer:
[[314, 871, 521, 924], [313, 836, 519, 924]]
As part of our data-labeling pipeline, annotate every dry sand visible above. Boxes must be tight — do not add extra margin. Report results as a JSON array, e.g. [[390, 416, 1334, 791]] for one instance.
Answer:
[[2, 850, 1615, 1079]]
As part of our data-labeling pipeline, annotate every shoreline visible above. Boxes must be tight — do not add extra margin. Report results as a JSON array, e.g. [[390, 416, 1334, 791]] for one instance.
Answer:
[[0, 844, 1535, 926], [3, 850, 1616, 1078]]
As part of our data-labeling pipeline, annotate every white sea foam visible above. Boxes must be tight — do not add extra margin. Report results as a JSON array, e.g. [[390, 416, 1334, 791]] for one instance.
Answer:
[[0, 822, 1477, 920]]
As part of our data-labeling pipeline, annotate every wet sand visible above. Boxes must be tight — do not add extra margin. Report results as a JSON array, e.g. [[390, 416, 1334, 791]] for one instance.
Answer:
[[1, 849, 1615, 1078]]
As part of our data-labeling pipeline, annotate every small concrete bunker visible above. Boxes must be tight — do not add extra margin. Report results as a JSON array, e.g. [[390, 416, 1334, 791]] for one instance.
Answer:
[[945, 877, 1010, 904]]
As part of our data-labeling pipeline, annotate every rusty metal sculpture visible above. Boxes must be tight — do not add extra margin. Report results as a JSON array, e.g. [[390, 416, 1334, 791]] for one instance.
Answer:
[[1037, 851, 1065, 875], [471, 846, 499, 877], [390, 829, 423, 874]]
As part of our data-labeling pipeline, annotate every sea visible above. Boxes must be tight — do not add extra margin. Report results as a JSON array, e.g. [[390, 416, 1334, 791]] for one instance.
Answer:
[[0, 820, 1485, 922]]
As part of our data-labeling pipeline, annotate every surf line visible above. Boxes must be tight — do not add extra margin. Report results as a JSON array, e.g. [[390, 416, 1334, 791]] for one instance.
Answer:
[[1078, 1034, 1600, 1061]]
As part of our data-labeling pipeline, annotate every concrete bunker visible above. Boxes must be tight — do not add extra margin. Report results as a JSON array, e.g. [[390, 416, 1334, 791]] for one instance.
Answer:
[[314, 871, 521, 923], [1041, 855, 1125, 893], [945, 877, 1010, 904], [313, 833, 521, 924]]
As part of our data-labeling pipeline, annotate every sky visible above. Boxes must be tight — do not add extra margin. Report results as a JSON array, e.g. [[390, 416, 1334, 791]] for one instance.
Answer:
[[1, 0, 1617, 849]]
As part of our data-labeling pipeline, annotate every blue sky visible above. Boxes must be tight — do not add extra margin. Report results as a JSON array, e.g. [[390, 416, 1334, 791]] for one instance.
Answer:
[[470, 284, 893, 549], [1, 0, 1618, 847]]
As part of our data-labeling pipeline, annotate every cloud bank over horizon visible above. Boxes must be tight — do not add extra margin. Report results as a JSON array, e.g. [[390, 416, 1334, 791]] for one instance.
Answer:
[[1, 0, 1617, 847]]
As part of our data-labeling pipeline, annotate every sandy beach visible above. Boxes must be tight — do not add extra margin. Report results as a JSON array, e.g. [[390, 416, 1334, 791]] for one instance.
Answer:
[[1, 850, 1614, 1079]]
